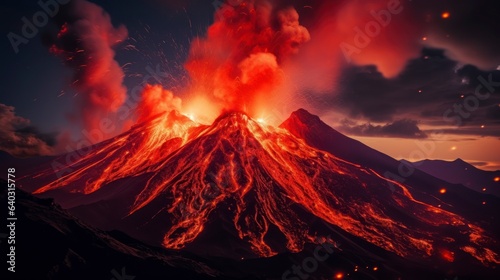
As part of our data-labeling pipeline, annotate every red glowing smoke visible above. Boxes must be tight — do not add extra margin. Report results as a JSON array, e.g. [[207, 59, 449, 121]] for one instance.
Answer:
[[181, 0, 424, 119], [284, 0, 422, 95], [137, 84, 182, 123], [49, 0, 128, 138], [185, 0, 310, 116], [148, 0, 491, 121]]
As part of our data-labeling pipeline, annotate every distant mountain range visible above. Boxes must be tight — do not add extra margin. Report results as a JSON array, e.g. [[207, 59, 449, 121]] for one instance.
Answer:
[[402, 158, 500, 198], [2, 109, 499, 279]]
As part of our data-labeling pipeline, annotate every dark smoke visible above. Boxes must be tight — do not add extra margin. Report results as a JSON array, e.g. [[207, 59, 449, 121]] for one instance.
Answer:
[[47, 0, 128, 139]]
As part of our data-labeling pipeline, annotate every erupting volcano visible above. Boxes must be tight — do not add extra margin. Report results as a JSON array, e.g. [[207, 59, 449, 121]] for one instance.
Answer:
[[19, 109, 500, 268], [5, 1, 500, 278]]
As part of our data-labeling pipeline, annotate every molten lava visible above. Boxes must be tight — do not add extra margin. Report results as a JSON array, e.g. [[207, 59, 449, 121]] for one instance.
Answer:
[[26, 110, 500, 265]]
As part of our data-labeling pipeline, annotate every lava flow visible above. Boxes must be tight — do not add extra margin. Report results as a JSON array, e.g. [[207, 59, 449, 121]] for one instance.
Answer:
[[24, 109, 500, 265]]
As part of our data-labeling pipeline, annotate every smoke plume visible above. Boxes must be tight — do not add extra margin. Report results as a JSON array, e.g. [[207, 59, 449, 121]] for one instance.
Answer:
[[137, 84, 182, 123], [48, 0, 128, 139], [184, 0, 310, 116], [0, 103, 55, 157]]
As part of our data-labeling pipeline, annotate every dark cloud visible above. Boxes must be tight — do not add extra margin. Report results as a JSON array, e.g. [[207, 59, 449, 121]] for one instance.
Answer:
[[2, 0, 499, 143], [0, 103, 56, 157], [469, 161, 489, 167], [320, 48, 500, 137], [418, 0, 500, 71], [471, 161, 500, 171], [334, 48, 461, 120], [456, 65, 500, 97], [426, 127, 500, 137], [486, 106, 500, 121], [339, 119, 427, 139], [284, 0, 500, 139], [45, 0, 128, 139]]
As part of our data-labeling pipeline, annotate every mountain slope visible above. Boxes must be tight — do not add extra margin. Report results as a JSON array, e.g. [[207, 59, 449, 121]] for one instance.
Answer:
[[281, 109, 500, 228], [0, 180, 235, 280], [4, 180, 472, 280], [16, 110, 500, 272], [280, 108, 398, 170], [403, 158, 500, 197]]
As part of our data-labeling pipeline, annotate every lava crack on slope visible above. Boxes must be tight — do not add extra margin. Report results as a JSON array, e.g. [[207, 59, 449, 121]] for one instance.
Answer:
[[28, 110, 500, 264]]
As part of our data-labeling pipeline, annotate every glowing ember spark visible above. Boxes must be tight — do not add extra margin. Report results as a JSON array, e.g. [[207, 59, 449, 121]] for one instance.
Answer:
[[48, 1, 128, 136], [439, 188, 447, 194], [440, 249, 455, 262], [441, 12, 450, 19], [494, 177, 500, 182], [184, 1, 310, 116]]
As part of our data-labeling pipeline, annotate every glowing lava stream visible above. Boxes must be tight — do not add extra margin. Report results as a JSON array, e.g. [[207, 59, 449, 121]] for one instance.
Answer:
[[31, 110, 499, 264]]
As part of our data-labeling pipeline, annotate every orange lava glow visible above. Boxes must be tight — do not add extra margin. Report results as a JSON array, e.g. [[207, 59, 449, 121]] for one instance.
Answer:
[[335, 272, 344, 279], [494, 177, 500, 182], [33, 110, 199, 195], [183, 1, 310, 117], [441, 12, 450, 19], [29, 110, 500, 265], [22, 0, 500, 267], [439, 249, 455, 262]]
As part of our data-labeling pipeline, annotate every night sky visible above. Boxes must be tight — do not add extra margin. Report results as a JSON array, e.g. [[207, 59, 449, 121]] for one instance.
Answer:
[[1, 0, 499, 169]]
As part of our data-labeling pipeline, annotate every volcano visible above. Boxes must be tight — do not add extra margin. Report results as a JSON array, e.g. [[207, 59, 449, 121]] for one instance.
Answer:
[[17, 109, 500, 271]]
